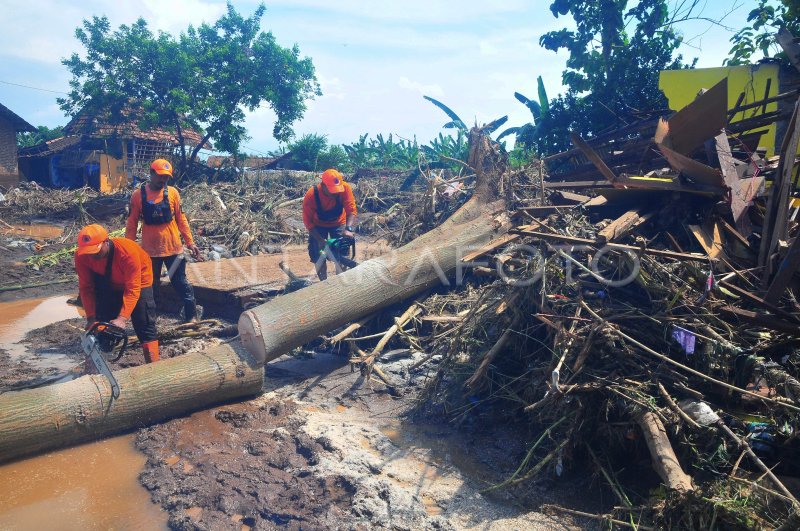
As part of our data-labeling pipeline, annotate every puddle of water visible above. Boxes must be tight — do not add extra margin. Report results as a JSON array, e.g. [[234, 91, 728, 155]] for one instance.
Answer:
[[0, 223, 63, 241], [0, 296, 82, 368], [0, 434, 168, 530]]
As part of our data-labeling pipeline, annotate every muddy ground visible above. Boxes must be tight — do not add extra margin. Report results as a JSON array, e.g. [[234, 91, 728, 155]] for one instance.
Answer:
[[1, 307, 597, 530]]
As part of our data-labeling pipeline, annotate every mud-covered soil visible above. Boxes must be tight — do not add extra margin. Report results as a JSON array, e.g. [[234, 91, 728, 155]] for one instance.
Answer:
[[136, 400, 360, 530], [3, 317, 592, 530]]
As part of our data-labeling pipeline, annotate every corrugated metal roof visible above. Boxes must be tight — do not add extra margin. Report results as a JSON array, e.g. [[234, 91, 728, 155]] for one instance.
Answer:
[[0, 102, 36, 132]]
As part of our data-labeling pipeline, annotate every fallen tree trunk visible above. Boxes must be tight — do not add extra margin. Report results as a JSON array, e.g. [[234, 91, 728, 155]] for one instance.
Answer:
[[0, 343, 263, 464], [239, 129, 510, 363]]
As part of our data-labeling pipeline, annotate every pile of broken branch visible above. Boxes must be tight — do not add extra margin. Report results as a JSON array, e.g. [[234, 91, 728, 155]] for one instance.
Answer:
[[336, 86, 800, 529]]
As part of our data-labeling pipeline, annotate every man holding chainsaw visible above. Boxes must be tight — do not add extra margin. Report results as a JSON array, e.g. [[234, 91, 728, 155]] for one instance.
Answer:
[[126, 159, 202, 322], [302, 168, 358, 280], [74, 223, 160, 363]]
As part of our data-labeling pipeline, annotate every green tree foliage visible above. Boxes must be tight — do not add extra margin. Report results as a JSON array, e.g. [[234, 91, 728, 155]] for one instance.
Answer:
[[727, 0, 800, 66], [536, 0, 694, 154], [342, 133, 419, 170], [498, 75, 550, 150], [285, 134, 349, 172], [59, 2, 320, 178], [16, 125, 65, 149]]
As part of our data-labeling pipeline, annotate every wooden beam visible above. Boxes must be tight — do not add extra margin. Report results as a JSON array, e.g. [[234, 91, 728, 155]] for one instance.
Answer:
[[569, 132, 619, 183], [765, 235, 800, 305], [719, 279, 797, 321], [509, 228, 709, 262], [656, 78, 728, 156], [596, 209, 655, 244], [716, 132, 753, 236], [688, 223, 727, 261], [543, 180, 612, 189], [719, 306, 800, 336], [760, 99, 800, 272]]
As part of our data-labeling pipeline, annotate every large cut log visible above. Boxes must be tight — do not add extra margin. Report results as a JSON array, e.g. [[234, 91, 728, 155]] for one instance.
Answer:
[[239, 129, 509, 364], [0, 343, 263, 464]]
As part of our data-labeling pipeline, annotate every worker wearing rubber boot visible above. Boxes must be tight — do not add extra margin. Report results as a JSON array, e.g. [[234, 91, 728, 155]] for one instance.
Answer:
[[302, 168, 358, 281], [126, 159, 202, 323], [74, 224, 160, 363]]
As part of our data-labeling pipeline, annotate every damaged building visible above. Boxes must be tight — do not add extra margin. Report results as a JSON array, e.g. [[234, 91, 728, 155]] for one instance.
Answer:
[[17, 108, 207, 192]]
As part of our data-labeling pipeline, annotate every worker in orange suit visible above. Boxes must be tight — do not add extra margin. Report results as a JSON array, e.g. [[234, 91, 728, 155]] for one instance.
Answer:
[[126, 159, 202, 322], [302, 168, 358, 281], [74, 224, 160, 363]]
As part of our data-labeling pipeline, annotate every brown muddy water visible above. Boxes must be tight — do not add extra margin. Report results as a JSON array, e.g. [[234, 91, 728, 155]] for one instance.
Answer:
[[0, 296, 82, 365], [0, 295, 167, 529], [0, 223, 64, 241], [0, 435, 168, 530]]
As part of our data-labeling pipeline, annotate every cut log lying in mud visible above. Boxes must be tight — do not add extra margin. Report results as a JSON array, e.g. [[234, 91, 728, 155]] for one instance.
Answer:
[[0, 343, 263, 464], [239, 129, 509, 364]]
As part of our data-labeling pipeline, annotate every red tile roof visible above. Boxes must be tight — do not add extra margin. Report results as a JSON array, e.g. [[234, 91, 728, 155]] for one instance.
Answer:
[[64, 107, 210, 148]]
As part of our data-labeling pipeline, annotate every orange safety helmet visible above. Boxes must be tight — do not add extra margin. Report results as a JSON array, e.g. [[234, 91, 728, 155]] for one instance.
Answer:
[[75, 224, 108, 256], [320, 169, 345, 193], [150, 159, 173, 176]]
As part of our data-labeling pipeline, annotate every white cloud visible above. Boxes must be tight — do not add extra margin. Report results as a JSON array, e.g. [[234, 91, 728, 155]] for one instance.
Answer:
[[398, 77, 443, 98]]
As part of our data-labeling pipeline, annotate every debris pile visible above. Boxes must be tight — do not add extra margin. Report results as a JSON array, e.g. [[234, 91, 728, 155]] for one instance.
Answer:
[[336, 87, 800, 528]]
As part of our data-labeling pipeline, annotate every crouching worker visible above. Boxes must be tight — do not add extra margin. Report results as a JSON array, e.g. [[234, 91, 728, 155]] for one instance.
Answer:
[[74, 224, 160, 363]]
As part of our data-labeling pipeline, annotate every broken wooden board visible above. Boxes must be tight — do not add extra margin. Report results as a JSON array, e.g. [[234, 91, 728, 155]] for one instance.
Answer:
[[611, 173, 725, 196], [509, 228, 710, 262], [715, 132, 752, 236], [688, 223, 730, 267], [596, 208, 655, 244], [764, 235, 800, 305], [657, 143, 727, 189], [550, 190, 591, 205], [655, 78, 728, 156], [760, 99, 800, 272], [719, 306, 800, 337], [569, 132, 619, 183]]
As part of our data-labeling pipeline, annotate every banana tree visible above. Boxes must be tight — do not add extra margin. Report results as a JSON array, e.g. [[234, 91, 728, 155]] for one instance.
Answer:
[[497, 75, 550, 151]]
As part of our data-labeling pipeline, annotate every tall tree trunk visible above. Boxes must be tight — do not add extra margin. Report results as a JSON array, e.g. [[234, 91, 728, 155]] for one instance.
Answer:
[[0, 344, 263, 464], [239, 129, 509, 363]]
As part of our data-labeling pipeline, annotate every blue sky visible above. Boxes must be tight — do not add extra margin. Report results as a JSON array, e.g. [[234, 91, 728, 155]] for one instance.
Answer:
[[0, 1, 758, 156]]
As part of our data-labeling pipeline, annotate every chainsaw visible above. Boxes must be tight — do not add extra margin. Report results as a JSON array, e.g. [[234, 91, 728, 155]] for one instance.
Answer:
[[321, 235, 358, 270], [81, 321, 127, 399]]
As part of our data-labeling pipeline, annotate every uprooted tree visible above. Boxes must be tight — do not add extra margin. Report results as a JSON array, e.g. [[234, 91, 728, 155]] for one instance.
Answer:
[[58, 2, 320, 178], [0, 128, 509, 463]]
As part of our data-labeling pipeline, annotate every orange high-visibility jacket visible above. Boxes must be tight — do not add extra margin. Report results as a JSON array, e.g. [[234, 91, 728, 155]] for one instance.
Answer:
[[125, 184, 194, 258], [302, 182, 357, 230], [75, 237, 154, 319]]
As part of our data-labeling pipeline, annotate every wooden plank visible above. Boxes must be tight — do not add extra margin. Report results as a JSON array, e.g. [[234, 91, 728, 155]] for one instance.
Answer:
[[596, 209, 655, 244], [760, 99, 800, 271], [509, 228, 709, 262], [461, 223, 540, 263], [764, 235, 800, 305], [719, 280, 797, 321], [688, 223, 726, 260], [716, 132, 752, 236], [718, 218, 751, 248], [657, 78, 728, 155], [551, 190, 591, 204], [569, 132, 619, 184], [515, 205, 570, 216], [543, 180, 612, 189], [719, 306, 800, 337], [611, 173, 725, 196], [657, 143, 726, 189]]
